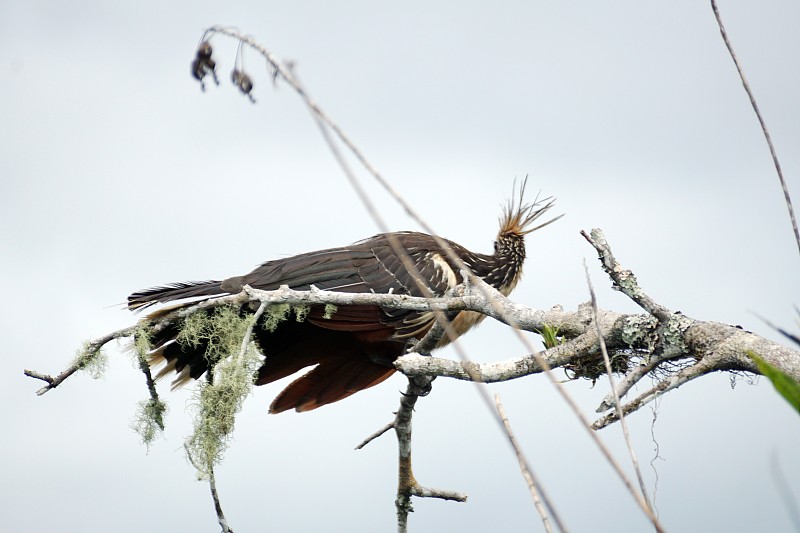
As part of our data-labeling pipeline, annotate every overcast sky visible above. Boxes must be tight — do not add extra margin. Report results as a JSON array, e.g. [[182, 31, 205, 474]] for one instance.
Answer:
[[3, 1, 800, 532]]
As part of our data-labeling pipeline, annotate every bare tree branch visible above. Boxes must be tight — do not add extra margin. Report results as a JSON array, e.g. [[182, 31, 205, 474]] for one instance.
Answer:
[[26, 272, 798, 415], [394, 376, 467, 533], [581, 229, 671, 322], [26, 223, 800, 532]]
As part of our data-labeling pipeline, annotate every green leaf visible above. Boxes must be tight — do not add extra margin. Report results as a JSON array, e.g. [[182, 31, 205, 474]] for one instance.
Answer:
[[747, 351, 800, 415], [537, 323, 562, 349]]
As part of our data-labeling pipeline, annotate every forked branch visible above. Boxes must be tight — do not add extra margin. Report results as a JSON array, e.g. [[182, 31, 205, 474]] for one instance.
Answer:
[[26, 232, 797, 426]]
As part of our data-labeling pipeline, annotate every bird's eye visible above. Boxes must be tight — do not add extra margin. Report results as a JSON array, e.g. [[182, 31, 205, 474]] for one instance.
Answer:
[[493, 241, 499, 252]]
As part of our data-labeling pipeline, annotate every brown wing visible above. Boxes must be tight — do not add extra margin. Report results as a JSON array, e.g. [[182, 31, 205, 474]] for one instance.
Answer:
[[230, 231, 462, 334], [251, 232, 466, 412], [134, 232, 470, 413]]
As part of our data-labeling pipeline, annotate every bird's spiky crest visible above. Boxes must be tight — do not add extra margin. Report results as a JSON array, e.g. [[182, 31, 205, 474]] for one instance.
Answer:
[[498, 177, 563, 238]]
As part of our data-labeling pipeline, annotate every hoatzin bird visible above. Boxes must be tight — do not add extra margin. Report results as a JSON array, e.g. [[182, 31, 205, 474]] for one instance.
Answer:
[[128, 187, 559, 413]]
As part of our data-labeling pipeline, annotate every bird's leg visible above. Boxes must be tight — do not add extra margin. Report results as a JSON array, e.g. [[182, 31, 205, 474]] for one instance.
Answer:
[[398, 376, 434, 398]]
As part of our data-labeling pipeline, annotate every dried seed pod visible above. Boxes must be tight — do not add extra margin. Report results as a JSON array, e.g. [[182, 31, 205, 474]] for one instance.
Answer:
[[231, 69, 256, 103], [196, 41, 213, 59], [191, 41, 219, 91], [191, 57, 204, 81]]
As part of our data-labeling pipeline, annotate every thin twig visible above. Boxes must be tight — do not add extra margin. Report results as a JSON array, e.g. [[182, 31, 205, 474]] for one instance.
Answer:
[[185, 441, 233, 533], [297, 79, 578, 527], [307, 87, 648, 531], [710, 0, 800, 256], [355, 422, 395, 450], [754, 311, 800, 348], [770, 451, 800, 532], [132, 324, 163, 410], [299, 93, 579, 529], [137, 355, 161, 406], [203, 27, 667, 530], [494, 394, 563, 533], [596, 353, 673, 413], [208, 27, 466, 352], [592, 357, 718, 430], [24, 325, 136, 395], [209, 465, 233, 533], [266, 40, 563, 531], [584, 260, 657, 526]]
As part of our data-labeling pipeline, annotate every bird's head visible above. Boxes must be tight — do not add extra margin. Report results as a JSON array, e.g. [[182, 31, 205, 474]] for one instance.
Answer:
[[490, 178, 563, 293]]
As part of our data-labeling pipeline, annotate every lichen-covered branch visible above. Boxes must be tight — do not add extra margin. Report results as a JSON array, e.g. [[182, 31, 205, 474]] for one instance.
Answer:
[[24, 227, 799, 533], [24, 325, 136, 395], [581, 229, 672, 321], [25, 279, 799, 432]]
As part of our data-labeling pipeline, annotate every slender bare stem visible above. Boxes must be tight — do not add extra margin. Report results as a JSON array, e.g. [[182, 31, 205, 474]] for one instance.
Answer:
[[770, 451, 800, 531], [355, 422, 395, 450], [274, 42, 564, 533], [494, 394, 562, 533], [584, 261, 658, 528], [710, 0, 800, 256], [201, 27, 669, 530], [183, 437, 233, 533], [209, 465, 233, 533]]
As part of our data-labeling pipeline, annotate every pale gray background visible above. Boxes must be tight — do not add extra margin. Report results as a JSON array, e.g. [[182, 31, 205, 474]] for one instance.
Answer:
[[3, 1, 799, 532]]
